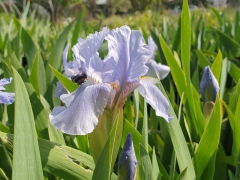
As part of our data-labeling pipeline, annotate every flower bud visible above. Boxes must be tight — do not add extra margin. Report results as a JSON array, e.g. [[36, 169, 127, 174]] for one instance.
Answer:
[[200, 66, 219, 103], [118, 133, 137, 180], [200, 66, 220, 119]]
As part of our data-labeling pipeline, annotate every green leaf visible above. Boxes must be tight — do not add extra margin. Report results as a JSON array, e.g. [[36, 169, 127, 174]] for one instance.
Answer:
[[200, 151, 217, 180], [48, 121, 66, 145], [141, 99, 148, 152], [172, 18, 181, 52], [158, 159, 169, 180], [11, 53, 65, 143], [12, 29, 21, 62], [133, 90, 139, 129], [211, 50, 222, 82], [195, 50, 211, 69], [49, 64, 78, 93], [45, 22, 73, 105], [12, 16, 37, 69], [194, 97, 221, 179], [0, 132, 93, 180], [152, 147, 160, 180], [122, 120, 152, 160], [29, 51, 40, 96], [169, 151, 176, 180], [234, 11, 240, 42], [159, 35, 186, 102], [181, 0, 191, 78], [212, 27, 240, 56], [0, 138, 12, 179], [0, 168, 8, 180], [157, 82, 196, 180], [233, 83, 240, 163], [45, 22, 73, 86], [137, 144, 152, 180], [210, 7, 223, 28], [92, 109, 123, 180], [176, 167, 188, 180], [123, 97, 133, 124], [70, 10, 85, 58], [38, 54, 47, 95], [220, 58, 228, 99], [21, 26, 37, 69], [12, 68, 44, 180], [228, 61, 240, 83], [181, 0, 200, 140]]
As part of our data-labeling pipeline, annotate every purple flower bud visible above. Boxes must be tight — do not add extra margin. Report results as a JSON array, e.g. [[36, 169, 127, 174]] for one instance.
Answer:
[[200, 66, 220, 103], [118, 133, 137, 180]]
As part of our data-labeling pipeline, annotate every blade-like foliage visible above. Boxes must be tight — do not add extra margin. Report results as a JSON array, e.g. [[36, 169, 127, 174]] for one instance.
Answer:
[[12, 68, 44, 180]]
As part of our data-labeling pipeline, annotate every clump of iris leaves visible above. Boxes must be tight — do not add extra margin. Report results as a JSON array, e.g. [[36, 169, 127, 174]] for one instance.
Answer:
[[0, 0, 240, 180]]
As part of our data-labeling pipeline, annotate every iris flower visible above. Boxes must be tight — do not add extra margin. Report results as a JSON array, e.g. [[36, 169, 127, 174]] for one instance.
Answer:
[[145, 36, 170, 80], [0, 78, 15, 104], [50, 26, 172, 135], [118, 133, 137, 180]]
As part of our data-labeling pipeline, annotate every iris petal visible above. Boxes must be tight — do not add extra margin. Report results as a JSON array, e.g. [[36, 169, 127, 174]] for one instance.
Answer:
[[0, 78, 13, 90], [54, 81, 68, 98], [138, 80, 172, 122], [87, 54, 105, 82], [105, 26, 150, 88], [145, 59, 170, 80], [148, 36, 157, 59], [60, 90, 77, 107], [0, 91, 15, 104], [73, 27, 109, 67], [62, 45, 81, 77], [50, 82, 111, 135]]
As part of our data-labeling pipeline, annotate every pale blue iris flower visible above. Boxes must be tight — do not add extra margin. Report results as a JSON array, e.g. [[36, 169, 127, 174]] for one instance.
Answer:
[[0, 78, 15, 104], [200, 66, 220, 103], [50, 26, 172, 135], [145, 36, 170, 80], [118, 133, 137, 180]]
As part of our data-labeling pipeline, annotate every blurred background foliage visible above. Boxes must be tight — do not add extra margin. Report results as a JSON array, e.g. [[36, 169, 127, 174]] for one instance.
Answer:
[[0, 0, 239, 22]]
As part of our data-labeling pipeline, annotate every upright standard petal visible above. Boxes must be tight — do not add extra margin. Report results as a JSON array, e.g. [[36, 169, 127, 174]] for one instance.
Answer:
[[148, 36, 157, 59], [86, 54, 105, 82], [72, 27, 109, 67], [50, 81, 111, 135], [138, 78, 172, 122], [105, 26, 150, 89], [200, 66, 220, 103], [62, 45, 81, 77], [118, 133, 137, 180]]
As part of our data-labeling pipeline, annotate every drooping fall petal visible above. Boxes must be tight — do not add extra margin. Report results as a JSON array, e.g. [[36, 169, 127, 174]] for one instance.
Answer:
[[50, 81, 111, 135], [138, 78, 172, 122]]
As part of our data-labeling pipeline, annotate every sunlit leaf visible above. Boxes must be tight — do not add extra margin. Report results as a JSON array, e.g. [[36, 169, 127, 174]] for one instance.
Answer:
[[12, 68, 44, 180]]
